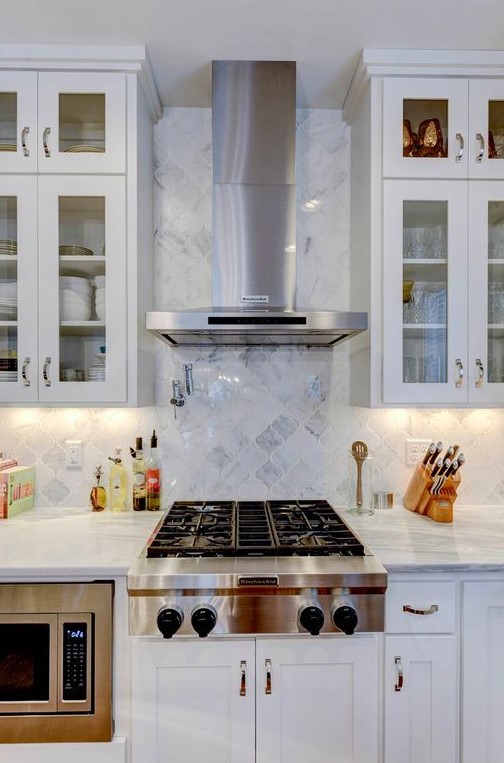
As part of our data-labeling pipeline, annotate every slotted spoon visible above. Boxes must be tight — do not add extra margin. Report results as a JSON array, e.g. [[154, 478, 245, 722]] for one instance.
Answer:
[[351, 440, 369, 509]]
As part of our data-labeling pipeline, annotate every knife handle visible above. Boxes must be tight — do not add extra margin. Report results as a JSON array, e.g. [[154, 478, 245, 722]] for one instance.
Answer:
[[430, 457, 443, 478], [422, 443, 436, 465], [428, 441, 443, 465]]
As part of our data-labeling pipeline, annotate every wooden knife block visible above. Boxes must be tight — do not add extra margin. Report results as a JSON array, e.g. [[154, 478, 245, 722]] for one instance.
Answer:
[[403, 463, 461, 523]]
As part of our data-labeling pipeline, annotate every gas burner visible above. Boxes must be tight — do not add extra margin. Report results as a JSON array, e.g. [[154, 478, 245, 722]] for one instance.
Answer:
[[146, 500, 365, 558]]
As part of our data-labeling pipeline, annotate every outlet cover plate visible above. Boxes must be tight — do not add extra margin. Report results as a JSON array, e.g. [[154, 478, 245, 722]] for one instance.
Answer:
[[406, 438, 431, 465], [65, 440, 83, 468]]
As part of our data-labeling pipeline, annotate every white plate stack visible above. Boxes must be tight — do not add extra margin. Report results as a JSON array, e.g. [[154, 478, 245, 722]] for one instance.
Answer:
[[87, 350, 105, 382], [0, 279, 17, 319], [59, 276, 92, 321], [94, 275, 105, 320]]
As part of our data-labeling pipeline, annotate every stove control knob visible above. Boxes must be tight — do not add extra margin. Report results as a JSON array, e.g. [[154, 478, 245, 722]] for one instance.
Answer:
[[191, 604, 217, 638], [332, 605, 358, 635], [157, 605, 184, 639], [298, 604, 325, 636]]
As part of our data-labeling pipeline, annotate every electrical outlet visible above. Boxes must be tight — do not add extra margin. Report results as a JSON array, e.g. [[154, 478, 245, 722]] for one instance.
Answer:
[[65, 440, 83, 468], [406, 438, 431, 465]]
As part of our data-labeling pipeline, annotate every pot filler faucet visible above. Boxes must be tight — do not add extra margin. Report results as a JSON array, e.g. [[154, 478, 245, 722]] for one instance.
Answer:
[[170, 365, 194, 418]]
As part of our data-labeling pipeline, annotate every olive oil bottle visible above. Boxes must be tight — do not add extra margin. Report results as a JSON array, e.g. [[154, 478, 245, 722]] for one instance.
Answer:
[[131, 437, 146, 511]]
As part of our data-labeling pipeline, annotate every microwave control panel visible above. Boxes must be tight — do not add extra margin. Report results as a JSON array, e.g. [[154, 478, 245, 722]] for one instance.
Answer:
[[62, 621, 88, 702]]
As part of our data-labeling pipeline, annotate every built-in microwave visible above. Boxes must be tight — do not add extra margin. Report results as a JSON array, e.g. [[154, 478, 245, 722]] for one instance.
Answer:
[[0, 581, 113, 743]]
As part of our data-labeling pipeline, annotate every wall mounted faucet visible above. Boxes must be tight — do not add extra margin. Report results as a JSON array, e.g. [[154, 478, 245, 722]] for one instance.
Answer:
[[170, 380, 185, 419], [184, 364, 194, 395]]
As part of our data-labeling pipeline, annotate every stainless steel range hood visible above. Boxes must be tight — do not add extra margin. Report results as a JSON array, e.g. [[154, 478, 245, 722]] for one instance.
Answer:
[[146, 60, 367, 348]]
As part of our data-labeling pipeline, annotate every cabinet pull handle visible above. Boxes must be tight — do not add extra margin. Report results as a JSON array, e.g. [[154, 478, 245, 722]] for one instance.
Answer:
[[475, 358, 484, 388], [240, 661, 247, 697], [476, 132, 485, 163], [21, 356, 31, 387], [265, 658, 272, 695], [43, 356, 51, 386], [402, 604, 439, 616], [455, 358, 464, 387], [21, 126, 30, 157], [43, 127, 51, 157], [394, 656, 403, 692], [455, 132, 464, 162]]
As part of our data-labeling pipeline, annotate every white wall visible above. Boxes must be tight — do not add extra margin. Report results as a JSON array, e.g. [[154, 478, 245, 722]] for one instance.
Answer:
[[0, 107, 503, 509]]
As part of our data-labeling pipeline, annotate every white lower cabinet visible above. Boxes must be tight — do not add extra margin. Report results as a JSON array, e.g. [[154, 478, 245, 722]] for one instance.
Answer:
[[384, 578, 458, 763], [462, 581, 504, 763], [131, 635, 380, 763], [384, 636, 457, 763]]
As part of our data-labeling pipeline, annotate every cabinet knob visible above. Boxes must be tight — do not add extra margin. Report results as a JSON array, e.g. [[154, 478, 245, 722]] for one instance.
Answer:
[[394, 656, 404, 692], [43, 356, 51, 387], [21, 356, 31, 387], [475, 358, 484, 388], [476, 132, 485, 163], [454, 358, 464, 388], [21, 126, 30, 157], [455, 133, 464, 162], [239, 660, 247, 697]]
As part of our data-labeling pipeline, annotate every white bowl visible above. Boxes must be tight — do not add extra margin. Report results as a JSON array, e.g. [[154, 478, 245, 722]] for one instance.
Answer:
[[59, 276, 92, 294], [60, 304, 91, 321]]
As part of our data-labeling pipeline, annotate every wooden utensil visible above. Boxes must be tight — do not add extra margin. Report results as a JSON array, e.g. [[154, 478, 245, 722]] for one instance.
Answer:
[[351, 440, 369, 509]]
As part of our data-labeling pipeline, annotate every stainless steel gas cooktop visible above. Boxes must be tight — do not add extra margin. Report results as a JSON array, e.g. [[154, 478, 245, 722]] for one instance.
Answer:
[[128, 499, 387, 638]]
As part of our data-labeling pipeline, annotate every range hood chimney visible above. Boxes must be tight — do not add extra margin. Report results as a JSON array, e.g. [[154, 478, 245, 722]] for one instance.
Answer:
[[146, 60, 367, 347]]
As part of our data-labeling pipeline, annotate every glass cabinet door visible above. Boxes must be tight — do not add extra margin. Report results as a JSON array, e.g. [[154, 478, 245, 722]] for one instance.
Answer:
[[38, 175, 126, 404], [383, 79, 469, 179], [469, 81, 504, 178], [468, 182, 504, 402], [383, 180, 468, 404], [0, 72, 38, 173], [0, 177, 38, 402], [37, 73, 126, 173]]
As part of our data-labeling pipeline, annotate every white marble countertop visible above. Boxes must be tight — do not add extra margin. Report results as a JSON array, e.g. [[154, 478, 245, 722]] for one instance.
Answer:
[[0, 507, 162, 578], [1, 503, 504, 577], [342, 504, 504, 572]]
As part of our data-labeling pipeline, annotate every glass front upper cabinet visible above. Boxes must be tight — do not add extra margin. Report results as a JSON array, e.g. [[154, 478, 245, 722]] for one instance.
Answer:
[[384, 78, 504, 180], [0, 72, 125, 173]]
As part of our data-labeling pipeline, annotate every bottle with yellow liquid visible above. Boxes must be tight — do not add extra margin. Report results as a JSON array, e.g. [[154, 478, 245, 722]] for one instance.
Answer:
[[108, 447, 127, 512], [90, 465, 107, 512]]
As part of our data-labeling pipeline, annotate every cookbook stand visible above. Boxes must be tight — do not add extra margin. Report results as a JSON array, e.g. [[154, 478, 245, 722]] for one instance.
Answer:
[[403, 464, 461, 523]]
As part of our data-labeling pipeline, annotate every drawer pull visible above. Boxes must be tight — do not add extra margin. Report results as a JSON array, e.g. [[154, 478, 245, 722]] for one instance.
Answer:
[[394, 656, 403, 692], [265, 658, 272, 695], [403, 604, 439, 616], [239, 661, 247, 697]]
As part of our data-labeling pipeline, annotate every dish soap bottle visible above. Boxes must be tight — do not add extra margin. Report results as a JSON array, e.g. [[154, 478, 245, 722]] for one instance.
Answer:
[[108, 447, 127, 512], [131, 437, 146, 511], [90, 465, 107, 512], [146, 430, 161, 511]]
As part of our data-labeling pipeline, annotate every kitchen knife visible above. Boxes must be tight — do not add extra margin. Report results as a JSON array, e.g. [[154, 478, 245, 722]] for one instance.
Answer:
[[430, 457, 444, 478], [438, 458, 451, 477], [422, 442, 437, 466], [444, 459, 459, 478], [441, 445, 455, 463], [428, 441, 443, 465]]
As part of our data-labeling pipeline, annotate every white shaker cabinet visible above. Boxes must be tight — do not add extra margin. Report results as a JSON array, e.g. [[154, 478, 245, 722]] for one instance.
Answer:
[[462, 581, 504, 763], [346, 50, 504, 407], [131, 635, 380, 763], [0, 46, 158, 406], [384, 579, 458, 763]]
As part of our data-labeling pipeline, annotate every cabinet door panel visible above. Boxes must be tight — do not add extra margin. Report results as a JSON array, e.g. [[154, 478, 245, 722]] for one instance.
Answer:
[[37, 73, 125, 174], [469, 80, 504, 178], [468, 182, 504, 402], [0, 72, 38, 173], [383, 180, 468, 404], [256, 636, 379, 763], [462, 582, 504, 763], [385, 636, 458, 763], [0, 175, 38, 402], [383, 78, 468, 179], [132, 638, 255, 763], [37, 175, 126, 403]]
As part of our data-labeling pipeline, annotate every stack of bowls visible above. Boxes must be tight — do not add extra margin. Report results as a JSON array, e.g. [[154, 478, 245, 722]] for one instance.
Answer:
[[94, 275, 106, 320], [60, 276, 92, 321]]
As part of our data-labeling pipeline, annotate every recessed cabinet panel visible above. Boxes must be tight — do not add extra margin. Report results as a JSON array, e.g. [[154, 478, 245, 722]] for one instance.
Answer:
[[38, 175, 126, 404], [0, 72, 38, 173], [383, 79, 469, 179], [383, 180, 468, 404], [37, 73, 125, 173], [0, 177, 38, 402]]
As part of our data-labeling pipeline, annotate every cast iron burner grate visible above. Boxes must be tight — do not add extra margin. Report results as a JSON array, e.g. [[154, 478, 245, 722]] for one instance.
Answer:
[[146, 500, 365, 558]]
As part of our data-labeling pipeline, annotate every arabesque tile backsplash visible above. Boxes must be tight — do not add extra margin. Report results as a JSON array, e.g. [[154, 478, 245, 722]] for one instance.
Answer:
[[1, 108, 504, 510]]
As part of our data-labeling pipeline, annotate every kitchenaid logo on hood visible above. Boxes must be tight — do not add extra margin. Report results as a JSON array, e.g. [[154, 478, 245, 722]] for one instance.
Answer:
[[241, 295, 270, 304]]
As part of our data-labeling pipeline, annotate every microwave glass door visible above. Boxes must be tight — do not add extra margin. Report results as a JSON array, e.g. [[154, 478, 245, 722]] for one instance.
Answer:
[[0, 614, 58, 713]]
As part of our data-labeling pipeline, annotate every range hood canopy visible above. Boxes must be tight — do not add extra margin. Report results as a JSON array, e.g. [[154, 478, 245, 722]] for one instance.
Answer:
[[147, 60, 367, 348]]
